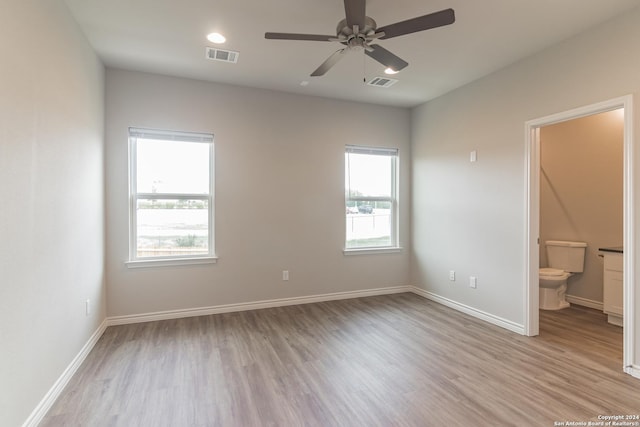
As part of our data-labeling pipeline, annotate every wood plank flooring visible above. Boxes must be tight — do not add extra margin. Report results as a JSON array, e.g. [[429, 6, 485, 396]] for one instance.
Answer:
[[41, 294, 640, 426]]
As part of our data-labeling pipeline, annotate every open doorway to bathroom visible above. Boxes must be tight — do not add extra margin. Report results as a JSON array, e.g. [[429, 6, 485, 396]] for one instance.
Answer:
[[540, 109, 623, 311], [524, 96, 636, 376]]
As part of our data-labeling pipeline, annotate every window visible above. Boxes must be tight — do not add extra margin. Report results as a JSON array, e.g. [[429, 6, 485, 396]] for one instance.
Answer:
[[128, 128, 215, 266], [345, 145, 399, 251]]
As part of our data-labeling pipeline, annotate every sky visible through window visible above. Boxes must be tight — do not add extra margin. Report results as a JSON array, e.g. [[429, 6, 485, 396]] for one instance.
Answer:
[[345, 152, 392, 197], [137, 139, 209, 194]]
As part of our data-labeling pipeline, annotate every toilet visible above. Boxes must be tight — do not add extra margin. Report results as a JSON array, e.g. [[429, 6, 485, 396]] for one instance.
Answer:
[[539, 240, 587, 310]]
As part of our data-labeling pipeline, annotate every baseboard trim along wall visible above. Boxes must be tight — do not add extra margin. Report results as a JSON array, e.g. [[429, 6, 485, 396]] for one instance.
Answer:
[[22, 319, 108, 427], [23, 286, 412, 426], [107, 285, 414, 326], [566, 295, 604, 311], [410, 287, 526, 335], [625, 364, 640, 380], [21, 284, 564, 426]]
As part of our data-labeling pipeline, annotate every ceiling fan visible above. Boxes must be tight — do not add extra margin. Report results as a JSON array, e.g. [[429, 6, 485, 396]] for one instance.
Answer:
[[265, 0, 455, 77]]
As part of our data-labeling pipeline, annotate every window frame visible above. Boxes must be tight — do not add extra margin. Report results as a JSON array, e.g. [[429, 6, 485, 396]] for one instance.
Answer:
[[127, 127, 216, 268], [344, 145, 400, 254]]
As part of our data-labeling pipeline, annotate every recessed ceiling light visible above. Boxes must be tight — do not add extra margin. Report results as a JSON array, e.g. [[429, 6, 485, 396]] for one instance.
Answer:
[[384, 68, 399, 75], [207, 32, 226, 44], [300, 80, 309, 86]]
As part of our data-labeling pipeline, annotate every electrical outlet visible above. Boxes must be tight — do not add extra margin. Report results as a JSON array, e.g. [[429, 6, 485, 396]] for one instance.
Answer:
[[85, 299, 91, 316], [469, 276, 477, 289], [449, 270, 456, 281], [282, 270, 289, 281]]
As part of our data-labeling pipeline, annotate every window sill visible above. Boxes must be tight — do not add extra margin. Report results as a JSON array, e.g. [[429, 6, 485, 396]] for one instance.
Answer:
[[343, 247, 403, 256], [126, 256, 218, 269]]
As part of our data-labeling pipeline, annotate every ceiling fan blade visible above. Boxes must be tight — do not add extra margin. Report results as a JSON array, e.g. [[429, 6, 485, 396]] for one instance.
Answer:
[[344, 0, 366, 30], [265, 32, 335, 42], [364, 44, 408, 72], [311, 49, 347, 76], [378, 8, 455, 40]]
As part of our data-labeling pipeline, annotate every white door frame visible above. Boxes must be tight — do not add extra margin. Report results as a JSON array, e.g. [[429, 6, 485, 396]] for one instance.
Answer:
[[524, 95, 636, 375]]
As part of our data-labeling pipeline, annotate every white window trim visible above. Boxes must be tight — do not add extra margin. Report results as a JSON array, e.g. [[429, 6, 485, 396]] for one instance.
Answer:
[[343, 247, 403, 255], [127, 127, 216, 267], [125, 256, 218, 269], [344, 145, 400, 252]]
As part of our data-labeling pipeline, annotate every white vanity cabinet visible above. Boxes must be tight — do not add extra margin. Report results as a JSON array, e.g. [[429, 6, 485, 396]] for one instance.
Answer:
[[601, 249, 623, 326]]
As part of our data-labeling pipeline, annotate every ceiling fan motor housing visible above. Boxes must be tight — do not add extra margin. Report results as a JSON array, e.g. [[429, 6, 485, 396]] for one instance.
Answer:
[[337, 17, 378, 50]]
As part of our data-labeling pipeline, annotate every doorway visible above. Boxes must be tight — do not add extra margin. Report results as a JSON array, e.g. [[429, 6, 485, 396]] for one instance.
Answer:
[[524, 95, 636, 376]]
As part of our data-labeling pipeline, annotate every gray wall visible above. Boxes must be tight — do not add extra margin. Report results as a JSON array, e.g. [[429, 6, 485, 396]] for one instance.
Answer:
[[540, 110, 624, 304], [0, 1, 105, 426], [411, 5, 640, 358], [105, 69, 411, 317]]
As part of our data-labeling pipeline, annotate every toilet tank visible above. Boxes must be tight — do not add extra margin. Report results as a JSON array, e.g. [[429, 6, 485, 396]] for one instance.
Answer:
[[546, 240, 587, 273]]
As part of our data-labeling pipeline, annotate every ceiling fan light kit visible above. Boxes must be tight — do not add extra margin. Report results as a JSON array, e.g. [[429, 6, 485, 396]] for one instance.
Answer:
[[265, 0, 455, 77]]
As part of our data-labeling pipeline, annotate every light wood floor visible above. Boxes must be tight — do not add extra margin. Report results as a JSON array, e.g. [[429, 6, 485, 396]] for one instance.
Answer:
[[42, 293, 639, 426]]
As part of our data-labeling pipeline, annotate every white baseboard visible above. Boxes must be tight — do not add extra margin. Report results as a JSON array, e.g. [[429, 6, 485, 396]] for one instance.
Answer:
[[625, 364, 640, 380], [566, 295, 604, 311], [25, 284, 622, 426], [107, 285, 414, 326], [410, 286, 525, 335], [23, 286, 411, 426], [22, 319, 108, 427]]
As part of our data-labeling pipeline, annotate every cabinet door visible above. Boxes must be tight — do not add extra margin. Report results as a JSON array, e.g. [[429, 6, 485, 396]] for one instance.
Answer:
[[603, 270, 623, 316]]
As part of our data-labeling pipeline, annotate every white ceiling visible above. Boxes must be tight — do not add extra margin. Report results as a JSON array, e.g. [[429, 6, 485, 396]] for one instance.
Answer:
[[64, 0, 640, 108]]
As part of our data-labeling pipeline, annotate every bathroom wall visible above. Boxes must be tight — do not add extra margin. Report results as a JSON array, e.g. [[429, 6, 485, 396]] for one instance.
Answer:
[[540, 110, 624, 305]]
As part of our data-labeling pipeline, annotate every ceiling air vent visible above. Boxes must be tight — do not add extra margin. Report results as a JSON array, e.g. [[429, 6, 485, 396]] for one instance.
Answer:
[[367, 77, 398, 88], [205, 47, 239, 64]]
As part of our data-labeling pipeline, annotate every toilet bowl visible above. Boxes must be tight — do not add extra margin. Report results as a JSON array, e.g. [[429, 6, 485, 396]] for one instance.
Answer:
[[539, 240, 587, 311], [539, 267, 571, 310]]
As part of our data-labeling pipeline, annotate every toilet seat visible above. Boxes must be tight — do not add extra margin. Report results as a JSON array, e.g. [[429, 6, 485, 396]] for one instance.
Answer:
[[539, 267, 565, 276], [539, 267, 570, 281]]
